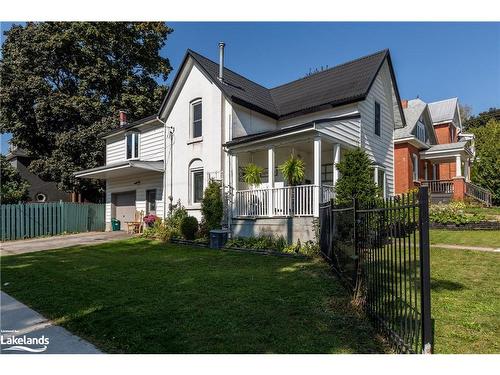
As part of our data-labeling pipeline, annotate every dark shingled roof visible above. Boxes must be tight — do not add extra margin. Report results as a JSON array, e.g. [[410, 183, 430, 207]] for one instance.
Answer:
[[185, 49, 391, 120]]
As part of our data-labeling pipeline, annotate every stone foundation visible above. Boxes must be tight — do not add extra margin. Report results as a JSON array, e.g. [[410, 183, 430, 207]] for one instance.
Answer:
[[231, 217, 316, 243]]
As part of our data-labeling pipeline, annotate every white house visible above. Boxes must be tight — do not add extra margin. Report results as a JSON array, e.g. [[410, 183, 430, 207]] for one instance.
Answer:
[[75, 44, 406, 241]]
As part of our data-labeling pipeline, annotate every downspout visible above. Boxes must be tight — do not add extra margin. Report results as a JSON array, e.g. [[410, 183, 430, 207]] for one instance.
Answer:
[[156, 116, 174, 220]]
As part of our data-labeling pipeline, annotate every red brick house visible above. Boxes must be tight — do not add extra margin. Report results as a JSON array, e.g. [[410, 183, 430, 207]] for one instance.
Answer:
[[393, 97, 490, 205]]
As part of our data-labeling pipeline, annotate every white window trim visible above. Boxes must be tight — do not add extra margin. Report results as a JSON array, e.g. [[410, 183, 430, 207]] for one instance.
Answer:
[[189, 98, 203, 142], [373, 165, 387, 198], [125, 131, 140, 160]]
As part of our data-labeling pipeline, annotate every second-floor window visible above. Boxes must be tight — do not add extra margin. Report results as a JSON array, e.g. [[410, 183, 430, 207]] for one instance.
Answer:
[[374, 101, 381, 136], [191, 100, 202, 139], [126, 132, 139, 159], [416, 121, 426, 143]]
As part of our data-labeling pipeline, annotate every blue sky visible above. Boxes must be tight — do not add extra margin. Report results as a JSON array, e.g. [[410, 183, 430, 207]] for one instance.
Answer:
[[1, 22, 499, 153]]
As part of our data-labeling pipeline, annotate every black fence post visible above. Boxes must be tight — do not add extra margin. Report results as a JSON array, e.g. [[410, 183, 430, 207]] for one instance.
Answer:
[[418, 186, 432, 354]]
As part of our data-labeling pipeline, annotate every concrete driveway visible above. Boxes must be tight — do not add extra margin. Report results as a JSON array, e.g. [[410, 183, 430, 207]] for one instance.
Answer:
[[0, 231, 131, 256]]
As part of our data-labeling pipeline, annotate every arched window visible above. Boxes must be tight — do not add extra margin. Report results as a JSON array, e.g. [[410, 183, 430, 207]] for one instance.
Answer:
[[190, 99, 203, 139], [189, 159, 204, 204]]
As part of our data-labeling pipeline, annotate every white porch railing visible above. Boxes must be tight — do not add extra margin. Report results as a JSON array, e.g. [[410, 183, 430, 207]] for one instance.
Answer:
[[465, 181, 493, 207], [234, 185, 335, 218], [421, 180, 453, 194]]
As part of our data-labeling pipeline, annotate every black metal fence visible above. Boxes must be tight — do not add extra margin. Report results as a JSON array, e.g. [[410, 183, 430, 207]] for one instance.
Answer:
[[319, 187, 433, 353]]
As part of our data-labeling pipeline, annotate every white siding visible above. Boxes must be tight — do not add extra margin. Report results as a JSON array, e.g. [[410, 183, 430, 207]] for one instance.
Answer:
[[358, 60, 396, 195], [105, 172, 164, 224], [106, 135, 125, 164], [139, 122, 164, 161], [231, 103, 277, 138], [105, 121, 164, 164], [317, 118, 361, 147], [162, 62, 224, 219]]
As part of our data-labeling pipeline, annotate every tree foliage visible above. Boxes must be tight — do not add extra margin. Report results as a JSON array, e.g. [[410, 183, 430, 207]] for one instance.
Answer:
[[0, 22, 173, 200], [335, 148, 378, 205], [470, 119, 500, 205], [201, 180, 223, 232], [0, 155, 30, 204], [463, 107, 500, 131]]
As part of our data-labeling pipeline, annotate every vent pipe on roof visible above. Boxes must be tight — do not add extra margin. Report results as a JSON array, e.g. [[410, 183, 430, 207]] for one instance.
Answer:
[[218, 42, 225, 82]]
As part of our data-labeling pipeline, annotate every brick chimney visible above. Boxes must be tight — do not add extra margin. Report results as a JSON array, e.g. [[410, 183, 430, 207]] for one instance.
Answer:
[[119, 110, 127, 127], [401, 99, 408, 109]]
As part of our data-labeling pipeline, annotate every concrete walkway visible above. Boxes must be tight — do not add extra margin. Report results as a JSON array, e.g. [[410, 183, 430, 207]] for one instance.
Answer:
[[433, 243, 500, 253], [0, 291, 102, 354], [0, 231, 131, 256]]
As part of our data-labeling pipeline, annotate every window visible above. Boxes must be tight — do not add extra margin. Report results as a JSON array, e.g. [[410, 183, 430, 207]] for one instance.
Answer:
[[191, 100, 202, 139], [146, 189, 156, 214], [126, 132, 139, 159], [321, 164, 334, 185], [192, 171, 204, 203], [412, 154, 419, 181], [189, 159, 204, 204], [449, 126, 454, 143], [373, 166, 386, 198], [374, 101, 381, 136], [416, 121, 426, 143]]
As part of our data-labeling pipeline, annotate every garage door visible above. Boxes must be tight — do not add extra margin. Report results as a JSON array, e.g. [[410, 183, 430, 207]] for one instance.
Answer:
[[114, 191, 136, 224]]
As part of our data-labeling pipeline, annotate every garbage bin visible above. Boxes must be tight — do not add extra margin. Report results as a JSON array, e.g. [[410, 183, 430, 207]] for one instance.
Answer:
[[111, 218, 121, 231], [210, 229, 229, 249]]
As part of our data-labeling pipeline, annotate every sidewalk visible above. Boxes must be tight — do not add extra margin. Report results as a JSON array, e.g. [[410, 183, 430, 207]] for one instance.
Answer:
[[432, 244, 500, 253], [0, 291, 102, 354]]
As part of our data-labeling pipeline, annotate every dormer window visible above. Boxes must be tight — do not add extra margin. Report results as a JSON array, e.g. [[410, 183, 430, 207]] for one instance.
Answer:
[[416, 121, 426, 143], [126, 132, 139, 160], [190, 99, 202, 139]]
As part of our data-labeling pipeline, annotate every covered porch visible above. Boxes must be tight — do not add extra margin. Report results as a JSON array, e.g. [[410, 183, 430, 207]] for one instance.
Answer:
[[226, 119, 359, 219]]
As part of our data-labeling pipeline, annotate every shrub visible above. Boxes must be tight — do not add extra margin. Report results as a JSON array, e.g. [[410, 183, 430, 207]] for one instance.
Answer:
[[225, 234, 319, 256], [335, 148, 378, 205], [180, 216, 199, 240], [166, 200, 188, 231], [201, 180, 223, 232], [142, 220, 174, 242], [429, 202, 486, 225]]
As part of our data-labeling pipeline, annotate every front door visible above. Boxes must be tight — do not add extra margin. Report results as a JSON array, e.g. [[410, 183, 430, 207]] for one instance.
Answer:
[[114, 191, 136, 224]]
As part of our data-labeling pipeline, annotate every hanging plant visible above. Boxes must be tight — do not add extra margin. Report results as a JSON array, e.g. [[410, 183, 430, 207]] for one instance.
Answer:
[[242, 163, 264, 186], [279, 155, 305, 186]]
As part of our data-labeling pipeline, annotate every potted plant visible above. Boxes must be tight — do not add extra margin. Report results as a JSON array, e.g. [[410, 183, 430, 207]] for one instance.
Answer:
[[242, 163, 264, 187], [279, 155, 305, 215]]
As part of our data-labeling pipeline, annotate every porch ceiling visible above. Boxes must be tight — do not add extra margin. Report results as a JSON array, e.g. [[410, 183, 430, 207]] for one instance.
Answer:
[[74, 160, 164, 179]]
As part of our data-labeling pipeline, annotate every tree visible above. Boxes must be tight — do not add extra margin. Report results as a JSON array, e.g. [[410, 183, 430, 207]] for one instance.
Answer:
[[0, 22, 173, 200], [335, 148, 378, 205], [459, 103, 473, 124], [463, 107, 500, 131], [470, 119, 500, 205], [0, 155, 30, 204], [201, 180, 223, 232]]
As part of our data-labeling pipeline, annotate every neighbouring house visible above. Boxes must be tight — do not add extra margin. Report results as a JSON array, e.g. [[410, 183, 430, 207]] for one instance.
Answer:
[[393, 97, 490, 205], [75, 45, 405, 240], [6, 144, 72, 203]]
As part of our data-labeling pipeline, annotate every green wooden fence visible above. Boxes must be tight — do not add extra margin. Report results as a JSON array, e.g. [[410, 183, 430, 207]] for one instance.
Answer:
[[0, 202, 105, 241]]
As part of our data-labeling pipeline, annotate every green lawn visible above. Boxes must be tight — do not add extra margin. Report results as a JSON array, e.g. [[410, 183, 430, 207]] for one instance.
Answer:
[[0, 239, 385, 354], [430, 247, 500, 354], [430, 229, 500, 248]]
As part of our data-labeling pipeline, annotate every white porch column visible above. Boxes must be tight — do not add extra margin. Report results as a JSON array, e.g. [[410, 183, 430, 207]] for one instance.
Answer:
[[268, 146, 275, 217], [231, 154, 238, 218], [455, 155, 462, 177], [314, 136, 322, 217], [333, 143, 340, 185]]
